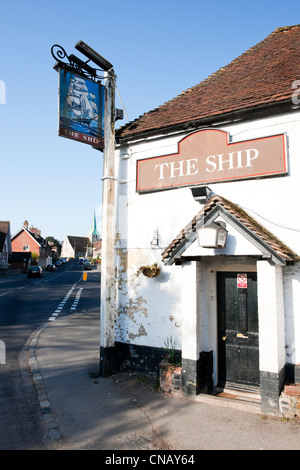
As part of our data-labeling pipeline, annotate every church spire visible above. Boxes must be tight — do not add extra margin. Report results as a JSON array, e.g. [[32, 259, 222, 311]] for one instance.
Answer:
[[88, 209, 101, 244]]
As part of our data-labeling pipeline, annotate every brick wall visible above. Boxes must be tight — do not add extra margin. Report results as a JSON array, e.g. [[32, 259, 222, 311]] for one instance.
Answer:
[[159, 361, 182, 394], [12, 231, 40, 255], [279, 384, 300, 419]]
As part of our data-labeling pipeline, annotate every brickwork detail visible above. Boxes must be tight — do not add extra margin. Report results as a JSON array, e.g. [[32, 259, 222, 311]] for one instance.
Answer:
[[279, 384, 300, 419], [159, 361, 182, 393]]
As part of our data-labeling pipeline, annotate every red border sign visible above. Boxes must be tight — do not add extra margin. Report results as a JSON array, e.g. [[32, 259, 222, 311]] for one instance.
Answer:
[[136, 129, 287, 193], [237, 274, 248, 288]]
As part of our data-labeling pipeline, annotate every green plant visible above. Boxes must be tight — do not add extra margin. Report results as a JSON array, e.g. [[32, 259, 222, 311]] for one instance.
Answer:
[[154, 379, 160, 391], [138, 376, 148, 383], [31, 252, 39, 265], [164, 336, 177, 364], [137, 263, 161, 278]]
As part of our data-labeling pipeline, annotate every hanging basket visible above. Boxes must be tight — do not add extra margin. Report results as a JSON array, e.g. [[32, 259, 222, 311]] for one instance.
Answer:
[[137, 264, 161, 278]]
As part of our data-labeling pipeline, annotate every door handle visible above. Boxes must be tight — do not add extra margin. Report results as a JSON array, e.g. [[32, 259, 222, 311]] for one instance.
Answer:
[[237, 333, 249, 339], [222, 336, 227, 342]]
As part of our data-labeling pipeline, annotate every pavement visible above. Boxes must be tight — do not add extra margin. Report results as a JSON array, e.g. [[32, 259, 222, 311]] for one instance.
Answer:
[[28, 310, 300, 451]]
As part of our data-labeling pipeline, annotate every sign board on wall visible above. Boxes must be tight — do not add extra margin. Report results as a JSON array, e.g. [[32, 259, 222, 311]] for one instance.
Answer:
[[58, 69, 105, 150], [136, 129, 287, 193], [237, 274, 247, 288]]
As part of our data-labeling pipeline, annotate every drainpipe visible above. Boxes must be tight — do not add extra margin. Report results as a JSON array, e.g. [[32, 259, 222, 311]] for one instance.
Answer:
[[99, 70, 116, 376]]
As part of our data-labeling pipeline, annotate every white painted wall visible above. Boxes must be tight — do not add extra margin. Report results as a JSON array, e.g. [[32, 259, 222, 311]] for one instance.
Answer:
[[115, 111, 300, 366], [257, 261, 285, 374], [61, 237, 74, 259]]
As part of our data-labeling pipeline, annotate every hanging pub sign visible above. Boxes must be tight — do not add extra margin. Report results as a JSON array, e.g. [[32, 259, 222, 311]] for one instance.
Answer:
[[136, 129, 287, 192], [58, 69, 105, 150]]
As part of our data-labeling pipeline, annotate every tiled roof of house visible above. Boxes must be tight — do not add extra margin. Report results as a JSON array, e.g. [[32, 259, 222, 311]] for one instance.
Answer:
[[28, 229, 45, 246], [67, 236, 91, 251], [11, 227, 43, 246], [117, 25, 300, 140], [161, 195, 300, 265], [93, 240, 102, 250], [0, 221, 10, 252]]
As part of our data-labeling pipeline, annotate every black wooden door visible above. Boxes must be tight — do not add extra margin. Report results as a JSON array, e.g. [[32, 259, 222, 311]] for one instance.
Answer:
[[217, 272, 259, 390]]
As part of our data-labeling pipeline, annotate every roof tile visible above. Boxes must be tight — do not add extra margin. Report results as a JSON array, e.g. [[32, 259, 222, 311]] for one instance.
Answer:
[[117, 25, 300, 140]]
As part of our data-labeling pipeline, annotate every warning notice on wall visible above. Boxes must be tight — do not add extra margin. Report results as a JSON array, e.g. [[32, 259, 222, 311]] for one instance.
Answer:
[[237, 273, 247, 288]]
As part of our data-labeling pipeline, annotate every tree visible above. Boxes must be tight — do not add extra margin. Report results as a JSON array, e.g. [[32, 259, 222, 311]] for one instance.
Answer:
[[45, 236, 62, 256], [31, 252, 39, 265]]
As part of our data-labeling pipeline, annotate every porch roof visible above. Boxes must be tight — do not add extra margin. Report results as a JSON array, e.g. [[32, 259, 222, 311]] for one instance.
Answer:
[[161, 195, 300, 266]]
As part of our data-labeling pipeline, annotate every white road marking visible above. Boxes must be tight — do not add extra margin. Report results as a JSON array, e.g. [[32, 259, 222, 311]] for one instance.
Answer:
[[48, 283, 82, 322], [70, 288, 83, 312], [0, 291, 12, 297]]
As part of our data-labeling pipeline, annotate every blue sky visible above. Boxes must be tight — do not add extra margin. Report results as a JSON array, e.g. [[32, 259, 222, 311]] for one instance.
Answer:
[[1, 0, 299, 242]]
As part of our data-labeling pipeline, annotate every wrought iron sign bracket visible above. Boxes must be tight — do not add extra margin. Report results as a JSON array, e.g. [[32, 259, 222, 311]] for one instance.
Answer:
[[51, 44, 103, 82]]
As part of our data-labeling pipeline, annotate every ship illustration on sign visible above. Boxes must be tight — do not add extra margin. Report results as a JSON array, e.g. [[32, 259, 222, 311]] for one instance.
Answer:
[[66, 76, 99, 126], [58, 69, 105, 148]]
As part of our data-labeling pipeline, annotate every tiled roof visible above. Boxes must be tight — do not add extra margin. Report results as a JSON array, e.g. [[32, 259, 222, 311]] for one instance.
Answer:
[[0, 221, 10, 235], [27, 229, 44, 246], [11, 227, 46, 247], [93, 240, 102, 250], [117, 25, 300, 140], [67, 236, 91, 251], [0, 221, 10, 252], [161, 195, 300, 265]]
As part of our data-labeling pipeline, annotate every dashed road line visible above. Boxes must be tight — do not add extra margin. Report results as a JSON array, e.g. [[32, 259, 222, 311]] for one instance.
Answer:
[[48, 284, 83, 322], [70, 288, 83, 311]]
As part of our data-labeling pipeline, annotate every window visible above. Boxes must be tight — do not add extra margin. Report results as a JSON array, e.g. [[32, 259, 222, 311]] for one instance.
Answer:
[[23, 244, 30, 251]]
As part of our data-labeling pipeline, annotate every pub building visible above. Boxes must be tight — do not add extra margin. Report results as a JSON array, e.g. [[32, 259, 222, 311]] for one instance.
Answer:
[[110, 25, 300, 414]]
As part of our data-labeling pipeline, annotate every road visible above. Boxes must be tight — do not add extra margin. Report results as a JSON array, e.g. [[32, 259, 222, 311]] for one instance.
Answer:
[[0, 261, 100, 450]]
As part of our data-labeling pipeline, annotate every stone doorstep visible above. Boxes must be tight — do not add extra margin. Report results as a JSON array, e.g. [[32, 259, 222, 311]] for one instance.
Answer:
[[217, 388, 261, 403]]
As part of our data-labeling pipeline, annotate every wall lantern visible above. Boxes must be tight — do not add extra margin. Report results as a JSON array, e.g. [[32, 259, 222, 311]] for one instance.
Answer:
[[191, 186, 212, 204], [197, 221, 228, 248], [75, 40, 114, 71]]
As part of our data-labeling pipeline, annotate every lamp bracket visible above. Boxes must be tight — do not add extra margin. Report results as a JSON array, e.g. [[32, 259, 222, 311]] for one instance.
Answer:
[[51, 44, 103, 82]]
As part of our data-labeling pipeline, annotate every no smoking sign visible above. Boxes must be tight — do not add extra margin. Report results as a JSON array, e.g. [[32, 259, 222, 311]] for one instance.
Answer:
[[237, 273, 247, 288]]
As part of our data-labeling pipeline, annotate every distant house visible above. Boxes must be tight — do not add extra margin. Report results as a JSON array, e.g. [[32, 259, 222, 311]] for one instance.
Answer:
[[92, 240, 102, 259], [61, 236, 92, 259], [0, 221, 12, 268], [11, 221, 52, 268]]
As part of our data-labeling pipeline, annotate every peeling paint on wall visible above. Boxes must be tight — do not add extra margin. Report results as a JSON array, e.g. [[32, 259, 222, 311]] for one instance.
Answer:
[[129, 324, 147, 340], [120, 296, 148, 318]]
